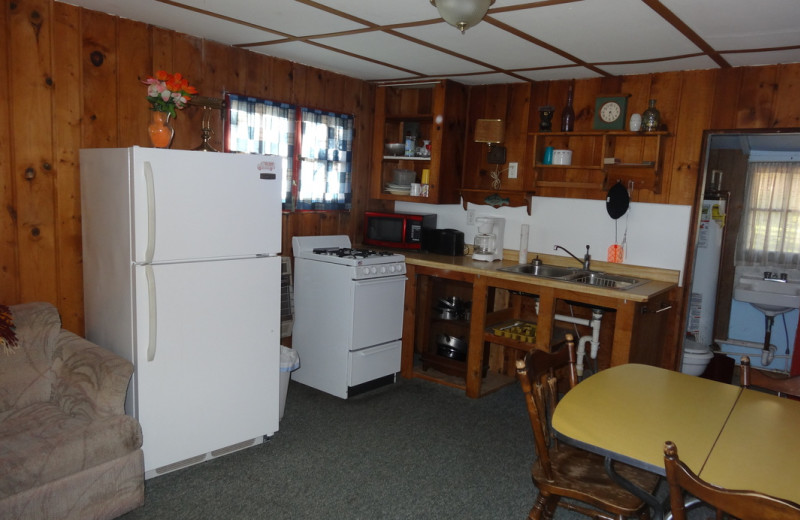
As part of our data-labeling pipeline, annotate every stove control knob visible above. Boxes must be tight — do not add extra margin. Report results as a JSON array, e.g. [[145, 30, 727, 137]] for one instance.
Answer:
[[389, 265, 395, 273], [362, 267, 370, 276], [380, 266, 387, 274], [371, 267, 378, 274]]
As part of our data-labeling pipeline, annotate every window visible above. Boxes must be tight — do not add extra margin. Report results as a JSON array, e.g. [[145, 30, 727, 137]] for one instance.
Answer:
[[226, 94, 353, 211], [736, 158, 800, 268]]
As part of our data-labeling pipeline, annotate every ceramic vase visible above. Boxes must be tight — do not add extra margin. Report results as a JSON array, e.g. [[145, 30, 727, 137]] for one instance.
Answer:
[[148, 111, 174, 148]]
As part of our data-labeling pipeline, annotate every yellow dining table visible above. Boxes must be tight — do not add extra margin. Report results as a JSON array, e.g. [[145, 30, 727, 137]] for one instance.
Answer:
[[700, 388, 800, 504], [551, 363, 800, 516]]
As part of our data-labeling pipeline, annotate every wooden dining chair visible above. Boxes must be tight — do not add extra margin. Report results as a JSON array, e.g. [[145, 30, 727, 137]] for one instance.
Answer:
[[663, 441, 800, 520], [515, 334, 659, 520], [739, 355, 800, 398]]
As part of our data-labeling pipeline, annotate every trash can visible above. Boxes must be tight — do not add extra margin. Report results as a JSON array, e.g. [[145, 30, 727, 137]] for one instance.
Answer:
[[279, 346, 300, 420]]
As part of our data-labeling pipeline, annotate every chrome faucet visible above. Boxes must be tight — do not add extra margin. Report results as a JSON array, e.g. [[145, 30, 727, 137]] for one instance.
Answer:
[[554, 244, 591, 270]]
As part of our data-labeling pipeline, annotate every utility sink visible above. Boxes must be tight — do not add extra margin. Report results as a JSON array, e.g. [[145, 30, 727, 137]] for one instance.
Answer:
[[497, 263, 647, 290], [733, 275, 800, 316]]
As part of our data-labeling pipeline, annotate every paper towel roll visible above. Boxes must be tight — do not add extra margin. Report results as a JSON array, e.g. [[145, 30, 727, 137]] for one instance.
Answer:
[[519, 224, 530, 263]]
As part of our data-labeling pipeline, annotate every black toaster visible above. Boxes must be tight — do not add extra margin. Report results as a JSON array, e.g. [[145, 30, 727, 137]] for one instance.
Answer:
[[423, 228, 465, 256]]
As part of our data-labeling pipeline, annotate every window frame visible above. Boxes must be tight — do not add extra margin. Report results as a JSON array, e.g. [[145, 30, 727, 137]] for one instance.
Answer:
[[224, 93, 354, 212]]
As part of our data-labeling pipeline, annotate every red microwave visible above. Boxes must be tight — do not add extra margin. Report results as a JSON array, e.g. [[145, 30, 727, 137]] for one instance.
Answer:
[[363, 211, 437, 250]]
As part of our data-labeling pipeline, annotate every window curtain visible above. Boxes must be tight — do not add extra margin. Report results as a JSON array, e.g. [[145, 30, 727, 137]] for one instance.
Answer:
[[227, 94, 295, 207], [735, 161, 800, 268], [296, 108, 353, 211]]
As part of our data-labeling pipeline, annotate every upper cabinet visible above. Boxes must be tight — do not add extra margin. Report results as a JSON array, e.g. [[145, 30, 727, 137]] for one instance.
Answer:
[[371, 80, 467, 204], [529, 131, 668, 193]]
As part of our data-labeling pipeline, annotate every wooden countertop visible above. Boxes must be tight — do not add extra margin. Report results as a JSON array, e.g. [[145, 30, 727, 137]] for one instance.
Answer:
[[401, 250, 679, 303]]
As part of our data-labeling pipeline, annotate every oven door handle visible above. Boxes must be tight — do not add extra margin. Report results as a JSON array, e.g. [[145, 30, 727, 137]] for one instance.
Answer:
[[353, 275, 408, 286]]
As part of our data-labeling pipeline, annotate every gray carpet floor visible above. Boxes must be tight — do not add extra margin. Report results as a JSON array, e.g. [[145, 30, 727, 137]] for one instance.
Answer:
[[118, 376, 708, 520]]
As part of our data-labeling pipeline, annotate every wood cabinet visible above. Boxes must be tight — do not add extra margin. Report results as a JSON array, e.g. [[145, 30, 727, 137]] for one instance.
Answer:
[[401, 257, 678, 398], [530, 131, 668, 193], [371, 80, 467, 204]]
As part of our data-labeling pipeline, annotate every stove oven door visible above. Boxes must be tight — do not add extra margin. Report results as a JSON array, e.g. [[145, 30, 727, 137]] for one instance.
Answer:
[[351, 275, 406, 350]]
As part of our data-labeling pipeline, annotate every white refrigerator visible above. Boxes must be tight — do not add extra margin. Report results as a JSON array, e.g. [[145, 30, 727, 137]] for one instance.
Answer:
[[80, 146, 282, 478]]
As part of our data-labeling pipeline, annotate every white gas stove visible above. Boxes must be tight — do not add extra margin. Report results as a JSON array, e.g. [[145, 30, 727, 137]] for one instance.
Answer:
[[291, 235, 407, 399], [293, 235, 406, 280]]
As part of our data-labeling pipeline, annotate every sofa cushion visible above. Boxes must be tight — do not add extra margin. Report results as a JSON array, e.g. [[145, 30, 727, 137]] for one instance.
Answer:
[[0, 303, 62, 415], [0, 402, 142, 499]]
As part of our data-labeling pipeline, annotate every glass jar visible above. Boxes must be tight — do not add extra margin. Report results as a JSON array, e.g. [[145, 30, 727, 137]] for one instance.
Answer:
[[642, 99, 661, 132]]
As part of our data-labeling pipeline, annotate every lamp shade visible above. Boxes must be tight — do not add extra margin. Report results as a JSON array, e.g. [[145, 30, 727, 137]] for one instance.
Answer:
[[474, 119, 505, 144], [430, 0, 495, 33]]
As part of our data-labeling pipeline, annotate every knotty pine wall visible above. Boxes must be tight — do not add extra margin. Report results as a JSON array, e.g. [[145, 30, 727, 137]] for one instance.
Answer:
[[1, 1, 382, 334], [465, 66, 800, 204], [3, 0, 800, 336]]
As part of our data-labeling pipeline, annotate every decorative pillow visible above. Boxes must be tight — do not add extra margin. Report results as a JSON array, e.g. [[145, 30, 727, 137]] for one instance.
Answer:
[[0, 304, 18, 355]]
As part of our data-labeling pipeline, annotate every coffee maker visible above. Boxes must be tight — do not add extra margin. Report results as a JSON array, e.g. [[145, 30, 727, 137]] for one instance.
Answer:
[[473, 216, 505, 262]]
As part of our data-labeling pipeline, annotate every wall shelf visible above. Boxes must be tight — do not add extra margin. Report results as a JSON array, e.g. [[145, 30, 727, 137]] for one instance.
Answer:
[[529, 131, 668, 193]]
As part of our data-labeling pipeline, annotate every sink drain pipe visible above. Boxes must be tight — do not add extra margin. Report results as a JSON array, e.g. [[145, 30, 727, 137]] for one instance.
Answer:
[[553, 309, 604, 376]]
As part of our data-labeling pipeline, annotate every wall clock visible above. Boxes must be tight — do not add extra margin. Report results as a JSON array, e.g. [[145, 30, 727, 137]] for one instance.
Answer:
[[593, 95, 629, 130]]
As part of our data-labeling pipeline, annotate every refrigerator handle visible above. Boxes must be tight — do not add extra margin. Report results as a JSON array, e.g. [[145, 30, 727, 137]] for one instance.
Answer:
[[144, 161, 156, 264], [145, 265, 158, 361]]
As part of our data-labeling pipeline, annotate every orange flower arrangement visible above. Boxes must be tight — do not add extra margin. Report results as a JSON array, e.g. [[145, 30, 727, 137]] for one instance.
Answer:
[[143, 70, 198, 118]]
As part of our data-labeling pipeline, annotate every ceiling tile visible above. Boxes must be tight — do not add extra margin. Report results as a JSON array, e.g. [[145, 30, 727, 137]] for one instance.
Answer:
[[662, 0, 800, 50], [395, 20, 573, 70], [249, 41, 409, 82], [492, 0, 701, 63], [316, 31, 493, 77]]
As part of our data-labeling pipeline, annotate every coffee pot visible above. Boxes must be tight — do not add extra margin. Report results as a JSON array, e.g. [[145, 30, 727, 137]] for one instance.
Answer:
[[473, 216, 505, 262]]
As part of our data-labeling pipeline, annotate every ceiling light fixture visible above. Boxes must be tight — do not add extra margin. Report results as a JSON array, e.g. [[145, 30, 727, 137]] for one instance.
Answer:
[[430, 0, 495, 34]]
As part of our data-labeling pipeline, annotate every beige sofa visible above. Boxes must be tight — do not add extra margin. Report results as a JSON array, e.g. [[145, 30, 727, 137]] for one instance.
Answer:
[[0, 302, 144, 520]]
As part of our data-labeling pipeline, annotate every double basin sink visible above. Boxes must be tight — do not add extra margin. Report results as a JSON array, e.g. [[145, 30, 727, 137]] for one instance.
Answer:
[[497, 263, 647, 290]]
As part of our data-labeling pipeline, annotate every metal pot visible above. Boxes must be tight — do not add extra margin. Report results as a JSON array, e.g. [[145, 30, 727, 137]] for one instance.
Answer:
[[436, 333, 467, 361]]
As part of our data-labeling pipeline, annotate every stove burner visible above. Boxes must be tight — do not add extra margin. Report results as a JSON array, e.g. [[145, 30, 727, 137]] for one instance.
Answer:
[[312, 247, 394, 259]]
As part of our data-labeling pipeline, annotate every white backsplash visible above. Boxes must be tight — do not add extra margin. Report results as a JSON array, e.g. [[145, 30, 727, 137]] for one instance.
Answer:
[[397, 196, 693, 285]]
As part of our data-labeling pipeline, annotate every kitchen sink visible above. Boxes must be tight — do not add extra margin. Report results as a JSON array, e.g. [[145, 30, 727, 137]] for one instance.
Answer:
[[498, 263, 647, 290], [499, 263, 579, 278]]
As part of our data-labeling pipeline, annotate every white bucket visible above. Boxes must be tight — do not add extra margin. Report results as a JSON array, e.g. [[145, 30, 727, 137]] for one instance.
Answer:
[[279, 346, 300, 419]]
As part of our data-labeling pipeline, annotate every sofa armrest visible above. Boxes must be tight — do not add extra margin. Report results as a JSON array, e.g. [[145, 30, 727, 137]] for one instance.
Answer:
[[52, 330, 134, 419]]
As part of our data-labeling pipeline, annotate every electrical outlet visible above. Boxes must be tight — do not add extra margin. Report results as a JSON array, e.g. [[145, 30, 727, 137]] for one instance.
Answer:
[[508, 162, 518, 179], [467, 209, 476, 225]]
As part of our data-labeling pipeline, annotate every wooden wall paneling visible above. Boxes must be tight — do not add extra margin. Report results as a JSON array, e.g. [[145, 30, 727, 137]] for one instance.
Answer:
[[290, 64, 311, 106], [735, 65, 779, 128], [117, 18, 151, 148], [507, 83, 531, 183], [773, 64, 800, 128], [463, 85, 490, 189], [170, 32, 204, 151], [709, 67, 743, 130], [9, 0, 59, 304], [267, 57, 293, 103], [52, 2, 84, 333], [636, 72, 681, 203], [346, 78, 372, 243], [621, 75, 654, 123], [197, 40, 238, 152], [0, 0, 19, 302], [243, 51, 270, 100], [667, 69, 718, 206], [81, 9, 118, 148]]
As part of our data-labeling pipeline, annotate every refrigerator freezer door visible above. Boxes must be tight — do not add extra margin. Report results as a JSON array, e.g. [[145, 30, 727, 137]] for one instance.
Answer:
[[130, 147, 282, 263], [133, 255, 280, 475]]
